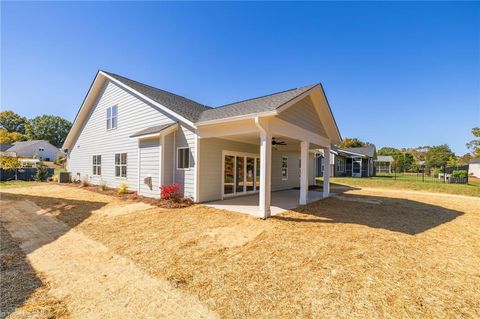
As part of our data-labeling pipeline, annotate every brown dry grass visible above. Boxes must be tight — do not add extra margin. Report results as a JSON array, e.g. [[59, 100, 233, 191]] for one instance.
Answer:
[[0, 224, 69, 319], [1, 185, 479, 318]]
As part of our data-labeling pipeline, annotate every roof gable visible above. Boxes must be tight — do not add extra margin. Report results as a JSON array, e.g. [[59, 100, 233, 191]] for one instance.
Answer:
[[103, 72, 211, 122], [63, 70, 342, 149], [198, 84, 317, 122]]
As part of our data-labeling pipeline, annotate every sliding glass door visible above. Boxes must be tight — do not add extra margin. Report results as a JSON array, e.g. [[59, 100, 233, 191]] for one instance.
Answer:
[[223, 152, 260, 197]]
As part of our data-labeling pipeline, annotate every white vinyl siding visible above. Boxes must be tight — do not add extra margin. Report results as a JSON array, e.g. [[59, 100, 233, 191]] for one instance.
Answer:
[[139, 139, 160, 198], [67, 80, 191, 193], [277, 96, 328, 137], [174, 126, 196, 198]]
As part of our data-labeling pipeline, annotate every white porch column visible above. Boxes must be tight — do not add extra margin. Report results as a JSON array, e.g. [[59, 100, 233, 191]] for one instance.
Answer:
[[323, 146, 330, 198], [299, 141, 309, 205], [159, 134, 165, 187], [259, 130, 272, 219]]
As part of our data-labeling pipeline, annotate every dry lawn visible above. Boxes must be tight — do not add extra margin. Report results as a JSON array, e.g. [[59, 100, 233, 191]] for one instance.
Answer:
[[1, 184, 479, 318], [0, 224, 69, 319]]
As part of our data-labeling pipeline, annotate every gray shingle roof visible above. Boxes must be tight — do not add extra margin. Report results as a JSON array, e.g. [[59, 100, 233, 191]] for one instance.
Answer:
[[197, 84, 318, 122], [338, 146, 376, 158], [0, 144, 13, 152], [470, 158, 480, 164], [103, 71, 212, 122], [103, 71, 318, 124], [130, 122, 177, 138], [7, 140, 46, 152]]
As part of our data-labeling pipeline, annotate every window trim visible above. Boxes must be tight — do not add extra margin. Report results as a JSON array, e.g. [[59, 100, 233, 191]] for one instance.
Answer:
[[336, 157, 345, 172], [92, 155, 102, 176], [114, 152, 127, 178], [176, 147, 190, 170], [106, 105, 118, 131], [281, 155, 288, 180]]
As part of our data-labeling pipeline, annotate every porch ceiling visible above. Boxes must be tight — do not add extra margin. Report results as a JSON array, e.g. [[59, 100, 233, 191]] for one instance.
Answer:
[[218, 133, 322, 151]]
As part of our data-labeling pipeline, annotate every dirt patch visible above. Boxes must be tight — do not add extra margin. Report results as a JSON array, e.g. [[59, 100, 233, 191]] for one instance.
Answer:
[[76, 189, 480, 318], [0, 198, 217, 318], [202, 220, 271, 248], [2, 185, 479, 318], [0, 224, 69, 319]]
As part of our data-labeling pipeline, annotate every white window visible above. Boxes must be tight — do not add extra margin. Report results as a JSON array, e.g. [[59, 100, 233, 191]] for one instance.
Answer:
[[93, 155, 101, 175], [336, 157, 345, 172], [115, 153, 127, 177], [281, 156, 288, 180], [106, 105, 118, 130], [177, 147, 190, 169]]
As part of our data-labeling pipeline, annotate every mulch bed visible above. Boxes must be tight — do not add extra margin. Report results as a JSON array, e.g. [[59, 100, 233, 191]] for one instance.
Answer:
[[64, 183, 194, 209]]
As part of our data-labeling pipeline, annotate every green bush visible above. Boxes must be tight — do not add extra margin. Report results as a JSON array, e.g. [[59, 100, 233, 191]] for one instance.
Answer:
[[452, 170, 468, 178], [35, 161, 48, 181], [118, 182, 128, 194]]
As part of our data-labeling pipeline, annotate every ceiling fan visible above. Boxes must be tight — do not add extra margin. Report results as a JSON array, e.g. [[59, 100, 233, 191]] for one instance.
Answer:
[[272, 137, 287, 146]]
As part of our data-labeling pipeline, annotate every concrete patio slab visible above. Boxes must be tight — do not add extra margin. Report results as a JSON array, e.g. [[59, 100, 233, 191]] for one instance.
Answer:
[[205, 189, 327, 217]]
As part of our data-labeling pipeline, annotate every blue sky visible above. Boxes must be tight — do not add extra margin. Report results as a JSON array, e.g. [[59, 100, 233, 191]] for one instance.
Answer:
[[1, 1, 479, 154]]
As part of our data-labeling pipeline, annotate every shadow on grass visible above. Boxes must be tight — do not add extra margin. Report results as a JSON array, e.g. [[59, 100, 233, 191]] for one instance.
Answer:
[[273, 192, 464, 235], [0, 192, 107, 318]]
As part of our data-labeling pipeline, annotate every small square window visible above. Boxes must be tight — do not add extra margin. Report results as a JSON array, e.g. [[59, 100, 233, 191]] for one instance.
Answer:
[[177, 148, 190, 169]]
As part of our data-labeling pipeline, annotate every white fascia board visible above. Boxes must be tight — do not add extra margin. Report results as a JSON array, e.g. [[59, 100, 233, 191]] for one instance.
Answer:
[[100, 71, 197, 128], [63, 71, 105, 150], [195, 110, 277, 126]]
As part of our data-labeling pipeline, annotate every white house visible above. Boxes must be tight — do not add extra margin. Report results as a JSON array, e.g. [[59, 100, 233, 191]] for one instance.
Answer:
[[63, 71, 342, 218], [469, 158, 480, 178], [6, 140, 60, 161]]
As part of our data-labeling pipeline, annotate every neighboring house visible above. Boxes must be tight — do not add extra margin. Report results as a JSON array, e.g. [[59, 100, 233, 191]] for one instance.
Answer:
[[316, 146, 376, 177], [63, 70, 342, 218], [469, 158, 480, 178], [375, 155, 394, 174], [0, 143, 13, 151], [6, 140, 60, 161]]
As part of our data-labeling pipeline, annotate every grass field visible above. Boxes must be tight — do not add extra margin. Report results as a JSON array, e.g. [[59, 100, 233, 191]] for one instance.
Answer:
[[0, 181, 44, 188], [317, 176, 480, 197]]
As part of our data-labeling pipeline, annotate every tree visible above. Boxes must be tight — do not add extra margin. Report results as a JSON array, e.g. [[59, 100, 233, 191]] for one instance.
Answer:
[[378, 147, 414, 172], [0, 156, 20, 180], [339, 138, 371, 148], [425, 144, 455, 168], [0, 129, 24, 144], [25, 115, 72, 148], [466, 127, 480, 158], [457, 153, 473, 165], [35, 160, 49, 181], [0, 110, 27, 134]]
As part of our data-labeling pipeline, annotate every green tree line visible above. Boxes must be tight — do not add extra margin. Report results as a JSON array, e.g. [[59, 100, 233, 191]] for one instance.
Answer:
[[0, 110, 72, 148]]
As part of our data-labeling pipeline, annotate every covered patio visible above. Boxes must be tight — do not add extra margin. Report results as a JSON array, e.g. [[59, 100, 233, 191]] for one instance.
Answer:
[[195, 85, 342, 219], [205, 189, 327, 216]]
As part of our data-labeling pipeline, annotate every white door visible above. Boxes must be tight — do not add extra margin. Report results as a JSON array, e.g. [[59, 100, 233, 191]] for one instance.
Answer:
[[352, 158, 362, 177]]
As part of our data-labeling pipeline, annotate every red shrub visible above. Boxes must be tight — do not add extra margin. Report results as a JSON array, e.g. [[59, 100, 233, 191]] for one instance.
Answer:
[[160, 183, 182, 200]]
